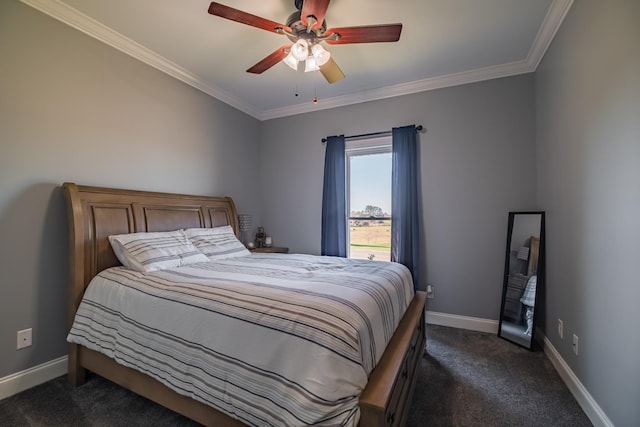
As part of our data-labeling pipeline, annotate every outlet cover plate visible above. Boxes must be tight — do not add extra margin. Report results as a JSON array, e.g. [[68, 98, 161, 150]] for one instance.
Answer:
[[426, 285, 434, 299], [17, 328, 32, 350]]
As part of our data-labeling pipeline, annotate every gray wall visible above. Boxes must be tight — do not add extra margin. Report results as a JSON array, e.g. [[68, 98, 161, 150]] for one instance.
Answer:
[[0, 1, 261, 378], [259, 74, 537, 319], [6, 1, 636, 424], [535, 0, 640, 425]]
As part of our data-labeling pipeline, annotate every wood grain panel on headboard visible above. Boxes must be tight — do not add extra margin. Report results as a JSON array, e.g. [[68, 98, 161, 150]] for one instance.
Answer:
[[62, 182, 239, 330], [135, 204, 205, 232]]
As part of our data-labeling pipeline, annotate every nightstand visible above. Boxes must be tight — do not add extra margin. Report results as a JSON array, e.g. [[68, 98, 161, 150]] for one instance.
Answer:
[[250, 246, 289, 254]]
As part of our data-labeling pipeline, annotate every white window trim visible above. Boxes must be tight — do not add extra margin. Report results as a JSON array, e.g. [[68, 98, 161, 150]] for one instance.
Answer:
[[345, 135, 392, 155], [345, 136, 392, 258]]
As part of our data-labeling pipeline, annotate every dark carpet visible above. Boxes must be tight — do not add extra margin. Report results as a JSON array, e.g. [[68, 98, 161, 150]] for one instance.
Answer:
[[0, 325, 592, 426]]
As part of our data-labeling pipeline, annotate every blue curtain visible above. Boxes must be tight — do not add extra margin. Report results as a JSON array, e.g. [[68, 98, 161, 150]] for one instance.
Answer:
[[391, 125, 420, 290], [321, 135, 347, 257]]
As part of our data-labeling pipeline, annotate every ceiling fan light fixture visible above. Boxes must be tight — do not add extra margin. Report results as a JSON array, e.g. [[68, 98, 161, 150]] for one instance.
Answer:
[[311, 44, 330, 66], [283, 51, 299, 70], [208, 1, 403, 83], [304, 55, 319, 72], [291, 39, 309, 61]]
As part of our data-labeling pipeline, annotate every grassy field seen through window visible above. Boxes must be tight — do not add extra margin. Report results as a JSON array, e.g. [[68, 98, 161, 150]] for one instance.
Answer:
[[349, 220, 391, 261]]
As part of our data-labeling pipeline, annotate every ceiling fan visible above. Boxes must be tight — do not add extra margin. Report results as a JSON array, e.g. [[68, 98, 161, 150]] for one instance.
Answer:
[[207, 0, 402, 84]]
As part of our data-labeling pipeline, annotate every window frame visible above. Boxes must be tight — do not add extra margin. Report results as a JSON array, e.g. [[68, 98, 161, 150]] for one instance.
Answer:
[[345, 136, 392, 259]]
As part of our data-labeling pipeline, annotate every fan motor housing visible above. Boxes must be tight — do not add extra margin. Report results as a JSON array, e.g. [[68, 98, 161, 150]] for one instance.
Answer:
[[285, 11, 327, 43]]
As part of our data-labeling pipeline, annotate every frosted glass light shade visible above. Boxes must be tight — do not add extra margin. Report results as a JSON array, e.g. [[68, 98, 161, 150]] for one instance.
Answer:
[[311, 44, 331, 66], [304, 56, 319, 72], [291, 39, 309, 61], [283, 51, 299, 70]]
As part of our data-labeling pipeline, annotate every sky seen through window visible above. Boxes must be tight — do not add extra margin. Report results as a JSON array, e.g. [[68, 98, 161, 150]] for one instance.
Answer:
[[349, 152, 392, 215]]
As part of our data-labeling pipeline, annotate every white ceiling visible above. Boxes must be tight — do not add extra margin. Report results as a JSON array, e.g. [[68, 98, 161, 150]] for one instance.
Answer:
[[22, 0, 573, 120]]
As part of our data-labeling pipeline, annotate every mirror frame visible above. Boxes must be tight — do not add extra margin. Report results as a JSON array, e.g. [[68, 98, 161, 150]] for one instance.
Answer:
[[498, 211, 545, 350]]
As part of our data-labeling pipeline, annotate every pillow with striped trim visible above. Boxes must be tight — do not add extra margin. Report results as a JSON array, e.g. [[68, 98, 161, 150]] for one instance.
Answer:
[[108, 230, 209, 273], [184, 226, 250, 260]]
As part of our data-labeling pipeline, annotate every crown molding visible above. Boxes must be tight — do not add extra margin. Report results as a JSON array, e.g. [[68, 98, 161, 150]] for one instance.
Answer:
[[260, 59, 533, 120], [19, 0, 262, 120], [526, 0, 574, 69], [261, 0, 574, 120], [21, 0, 573, 122]]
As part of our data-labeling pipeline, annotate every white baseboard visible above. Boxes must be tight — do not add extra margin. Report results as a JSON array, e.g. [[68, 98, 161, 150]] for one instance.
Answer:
[[0, 356, 67, 400], [542, 338, 614, 427], [426, 310, 499, 334]]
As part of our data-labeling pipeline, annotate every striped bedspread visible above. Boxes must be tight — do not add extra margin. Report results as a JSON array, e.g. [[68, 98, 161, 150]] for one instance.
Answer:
[[68, 253, 414, 426]]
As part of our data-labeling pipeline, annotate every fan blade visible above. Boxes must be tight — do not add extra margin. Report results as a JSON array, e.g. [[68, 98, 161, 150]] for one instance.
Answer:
[[319, 57, 345, 84], [208, 2, 289, 34], [246, 46, 290, 74], [301, 0, 331, 29], [325, 24, 402, 44]]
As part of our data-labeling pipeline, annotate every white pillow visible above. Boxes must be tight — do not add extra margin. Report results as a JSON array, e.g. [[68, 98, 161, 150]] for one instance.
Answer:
[[108, 230, 209, 272], [184, 226, 250, 260]]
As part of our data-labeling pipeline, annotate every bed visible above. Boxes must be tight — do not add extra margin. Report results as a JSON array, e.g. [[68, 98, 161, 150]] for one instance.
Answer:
[[63, 182, 427, 427]]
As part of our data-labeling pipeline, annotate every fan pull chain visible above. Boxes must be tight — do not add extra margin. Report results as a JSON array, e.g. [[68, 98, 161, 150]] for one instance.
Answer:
[[294, 70, 299, 97], [313, 75, 318, 104]]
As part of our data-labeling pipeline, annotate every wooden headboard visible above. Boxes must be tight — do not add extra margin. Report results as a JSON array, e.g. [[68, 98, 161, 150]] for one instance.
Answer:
[[62, 182, 239, 329]]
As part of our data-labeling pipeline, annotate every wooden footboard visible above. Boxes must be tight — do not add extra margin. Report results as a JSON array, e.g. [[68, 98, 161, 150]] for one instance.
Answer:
[[69, 292, 426, 427], [63, 182, 427, 426]]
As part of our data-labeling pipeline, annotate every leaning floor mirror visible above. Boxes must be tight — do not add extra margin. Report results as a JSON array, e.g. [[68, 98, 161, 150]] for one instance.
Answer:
[[498, 211, 545, 350]]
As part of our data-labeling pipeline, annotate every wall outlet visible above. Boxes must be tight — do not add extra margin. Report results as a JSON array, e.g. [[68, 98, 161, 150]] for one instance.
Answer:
[[426, 285, 434, 299], [17, 328, 32, 350], [558, 319, 564, 339], [572, 334, 579, 355]]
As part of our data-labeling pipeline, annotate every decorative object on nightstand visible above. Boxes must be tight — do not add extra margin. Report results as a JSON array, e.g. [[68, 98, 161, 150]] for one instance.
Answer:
[[238, 214, 252, 246], [265, 236, 272, 247], [516, 246, 529, 261], [255, 226, 266, 248]]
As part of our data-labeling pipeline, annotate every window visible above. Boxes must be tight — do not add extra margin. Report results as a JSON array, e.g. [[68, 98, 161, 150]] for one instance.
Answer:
[[346, 137, 392, 260]]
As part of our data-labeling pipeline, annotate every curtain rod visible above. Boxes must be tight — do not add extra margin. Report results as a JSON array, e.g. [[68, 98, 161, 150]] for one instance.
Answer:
[[321, 125, 424, 143]]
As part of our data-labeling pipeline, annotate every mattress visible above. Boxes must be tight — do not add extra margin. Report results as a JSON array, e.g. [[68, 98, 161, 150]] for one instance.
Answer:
[[67, 253, 414, 426]]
